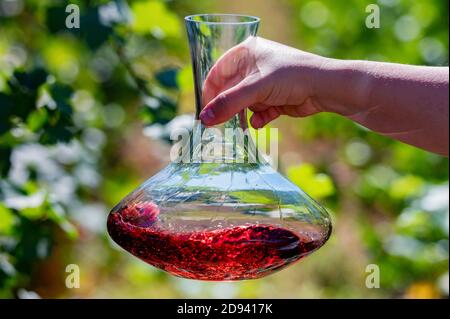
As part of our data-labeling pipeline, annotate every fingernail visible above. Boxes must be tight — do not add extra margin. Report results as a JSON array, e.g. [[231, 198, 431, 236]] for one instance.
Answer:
[[200, 108, 215, 125], [251, 116, 262, 129]]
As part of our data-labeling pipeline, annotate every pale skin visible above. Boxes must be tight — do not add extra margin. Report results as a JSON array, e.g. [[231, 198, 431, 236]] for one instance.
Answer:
[[199, 37, 449, 156]]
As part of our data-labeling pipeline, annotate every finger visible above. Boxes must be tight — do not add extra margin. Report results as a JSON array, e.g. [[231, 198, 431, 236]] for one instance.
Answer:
[[250, 107, 281, 129], [277, 98, 322, 117], [200, 74, 264, 126], [248, 103, 271, 113], [202, 44, 254, 106]]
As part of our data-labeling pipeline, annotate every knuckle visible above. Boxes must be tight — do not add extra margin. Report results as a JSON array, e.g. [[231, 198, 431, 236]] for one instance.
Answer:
[[215, 92, 229, 109]]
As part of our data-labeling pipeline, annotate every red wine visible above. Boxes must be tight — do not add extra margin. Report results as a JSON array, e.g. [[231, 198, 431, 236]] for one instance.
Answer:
[[107, 203, 321, 280]]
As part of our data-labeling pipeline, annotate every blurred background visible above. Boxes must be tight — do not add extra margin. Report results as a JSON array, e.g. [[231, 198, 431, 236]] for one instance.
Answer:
[[0, 0, 448, 298]]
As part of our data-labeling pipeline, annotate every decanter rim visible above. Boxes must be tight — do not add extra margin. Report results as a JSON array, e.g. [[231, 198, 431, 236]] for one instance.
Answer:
[[185, 14, 260, 25]]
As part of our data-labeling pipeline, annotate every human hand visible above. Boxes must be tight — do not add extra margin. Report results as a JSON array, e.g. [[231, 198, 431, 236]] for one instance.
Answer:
[[199, 37, 331, 128], [199, 37, 449, 156]]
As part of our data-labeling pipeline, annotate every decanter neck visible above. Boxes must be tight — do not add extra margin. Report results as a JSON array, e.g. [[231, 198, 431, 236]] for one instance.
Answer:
[[187, 116, 260, 164], [184, 14, 260, 164]]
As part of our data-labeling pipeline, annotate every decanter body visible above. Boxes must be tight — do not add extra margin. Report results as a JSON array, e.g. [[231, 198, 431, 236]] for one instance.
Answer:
[[107, 14, 332, 281]]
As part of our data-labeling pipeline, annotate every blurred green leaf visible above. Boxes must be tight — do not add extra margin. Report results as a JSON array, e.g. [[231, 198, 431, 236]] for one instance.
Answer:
[[130, 0, 181, 38], [27, 108, 48, 132], [0, 146, 12, 177], [389, 175, 424, 200], [12, 68, 48, 91], [155, 68, 179, 89], [81, 7, 113, 50], [287, 164, 335, 199], [176, 65, 194, 92], [0, 93, 13, 135], [0, 204, 16, 235], [46, 5, 112, 50], [46, 6, 72, 33], [140, 94, 177, 125]]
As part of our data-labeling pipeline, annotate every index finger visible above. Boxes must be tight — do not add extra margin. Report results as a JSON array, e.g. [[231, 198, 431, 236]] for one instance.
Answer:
[[200, 73, 265, 126], [202, 40, 256, 107]]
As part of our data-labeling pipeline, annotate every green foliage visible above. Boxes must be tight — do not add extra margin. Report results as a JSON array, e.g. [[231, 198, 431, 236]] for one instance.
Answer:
[[130, 0, 181, 37], [0, 0, 200, 297], [0, 204, 15, 235], [287, 164, 335, 199], [0, 0, 448, 298], [288, 0, 449, 296]]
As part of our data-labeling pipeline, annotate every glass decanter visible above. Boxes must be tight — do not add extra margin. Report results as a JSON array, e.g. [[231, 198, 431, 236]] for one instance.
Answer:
[[107, 14, 332, 281]]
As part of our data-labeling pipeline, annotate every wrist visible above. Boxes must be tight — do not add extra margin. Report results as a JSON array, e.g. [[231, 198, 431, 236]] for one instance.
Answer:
[[310, 57, 372, 116]]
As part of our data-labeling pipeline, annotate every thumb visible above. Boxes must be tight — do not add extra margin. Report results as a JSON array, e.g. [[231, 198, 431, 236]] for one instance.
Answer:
[[200, 74, 264, 126]]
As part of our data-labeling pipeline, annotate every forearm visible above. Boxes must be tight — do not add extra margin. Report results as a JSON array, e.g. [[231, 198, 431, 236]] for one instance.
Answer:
[[313, 59, 449, 156]]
